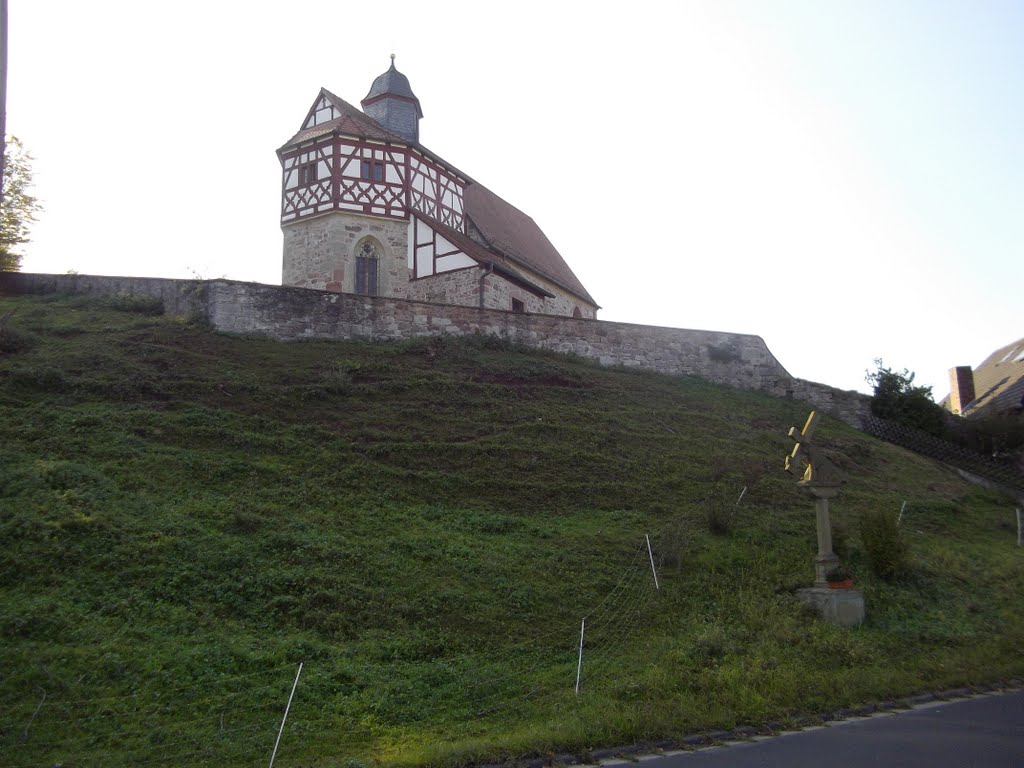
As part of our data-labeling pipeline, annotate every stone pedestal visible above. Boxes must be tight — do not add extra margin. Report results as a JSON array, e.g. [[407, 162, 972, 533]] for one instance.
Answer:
[[810, 490, 840, 587], [797, 587, 865, 628]]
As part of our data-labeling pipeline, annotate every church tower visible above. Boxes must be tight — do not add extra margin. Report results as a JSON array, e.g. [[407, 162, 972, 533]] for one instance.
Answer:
[[360, 55, 423, 143]]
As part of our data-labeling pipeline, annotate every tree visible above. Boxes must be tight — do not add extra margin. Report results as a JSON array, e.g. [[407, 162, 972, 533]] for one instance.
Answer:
[[1, 135, 42, 271], [865, 358, 947, 436]]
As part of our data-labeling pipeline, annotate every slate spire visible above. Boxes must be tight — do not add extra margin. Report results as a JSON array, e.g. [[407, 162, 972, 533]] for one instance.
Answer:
[[361, 55, 423, 143]]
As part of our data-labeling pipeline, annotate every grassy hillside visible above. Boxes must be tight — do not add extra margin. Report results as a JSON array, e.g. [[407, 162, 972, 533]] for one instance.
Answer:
[[1, 293, 1022, 767]]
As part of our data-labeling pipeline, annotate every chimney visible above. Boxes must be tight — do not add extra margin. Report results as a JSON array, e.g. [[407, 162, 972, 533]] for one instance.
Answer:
[[948, 366, 976, 414]]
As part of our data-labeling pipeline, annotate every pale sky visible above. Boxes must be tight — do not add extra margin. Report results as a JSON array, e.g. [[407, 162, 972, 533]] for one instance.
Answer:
[[7, 1, 1022, 397]]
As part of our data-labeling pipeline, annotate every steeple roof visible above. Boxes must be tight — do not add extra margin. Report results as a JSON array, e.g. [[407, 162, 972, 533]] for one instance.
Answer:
[[362, 56, 423, 118]]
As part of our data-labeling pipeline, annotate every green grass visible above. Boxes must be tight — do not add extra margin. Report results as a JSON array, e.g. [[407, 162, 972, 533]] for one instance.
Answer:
[[1, 294, 1022, 767]]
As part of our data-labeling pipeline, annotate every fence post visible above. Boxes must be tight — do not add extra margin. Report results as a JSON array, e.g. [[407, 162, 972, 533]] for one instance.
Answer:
[[575, 619, 586, 695], [645, 534, 660, 591], [1017, 508, 1021, 547], [269, 662, 303, 768], [21, 687, 46, 744]]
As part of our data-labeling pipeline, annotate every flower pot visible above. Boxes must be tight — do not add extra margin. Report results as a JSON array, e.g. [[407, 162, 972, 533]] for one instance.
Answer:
[[828, 579, 853, 590]]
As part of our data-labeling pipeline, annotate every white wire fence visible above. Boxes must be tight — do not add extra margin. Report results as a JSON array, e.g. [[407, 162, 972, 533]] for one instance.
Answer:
[[1, 495, 724, 767]]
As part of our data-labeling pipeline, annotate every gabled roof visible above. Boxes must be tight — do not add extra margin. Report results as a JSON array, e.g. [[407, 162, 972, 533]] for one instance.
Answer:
[[279, 89, 407, 150], [278, 88, 598, 308], [463, 184, 597, 307], [413, 214, 554, 299], [962, 337, 1024, 416]]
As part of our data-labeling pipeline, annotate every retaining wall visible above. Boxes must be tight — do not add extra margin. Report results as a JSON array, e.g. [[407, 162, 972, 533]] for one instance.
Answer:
[[0, 272, 870, 426]]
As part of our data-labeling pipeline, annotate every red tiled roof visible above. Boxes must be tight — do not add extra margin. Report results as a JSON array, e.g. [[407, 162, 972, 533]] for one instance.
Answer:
[[463, 184, 597, 308]]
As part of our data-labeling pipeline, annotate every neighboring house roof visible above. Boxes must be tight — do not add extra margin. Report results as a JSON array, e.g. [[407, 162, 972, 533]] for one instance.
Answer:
[[278, 89, 598, 309], [961, 337, 1024, 416]]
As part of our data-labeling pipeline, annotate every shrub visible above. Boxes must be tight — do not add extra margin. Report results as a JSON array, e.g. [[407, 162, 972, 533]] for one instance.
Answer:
[[865, 359, 947, 437], [859, 508, 910, 581], [692, 624, 734, 660], [704, 494, 736, 536], [656, 518, 694, 572]]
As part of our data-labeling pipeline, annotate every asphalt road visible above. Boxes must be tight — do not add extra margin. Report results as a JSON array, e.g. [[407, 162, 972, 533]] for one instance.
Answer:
[[643, 690, 1024, 768]]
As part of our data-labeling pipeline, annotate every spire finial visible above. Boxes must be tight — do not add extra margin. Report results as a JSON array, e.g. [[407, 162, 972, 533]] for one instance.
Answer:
[[390, 53, 396, 65]]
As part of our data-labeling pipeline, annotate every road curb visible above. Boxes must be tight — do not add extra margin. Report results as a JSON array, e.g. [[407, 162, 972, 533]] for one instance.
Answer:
[[481, 681, 1024, 768]]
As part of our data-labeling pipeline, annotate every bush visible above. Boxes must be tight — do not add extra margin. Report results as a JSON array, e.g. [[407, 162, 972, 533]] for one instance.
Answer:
[[656, 518, 694, 571], [865, 359, 947, 437], [859, 508, 910, 581], [704, 493, 736, 536]]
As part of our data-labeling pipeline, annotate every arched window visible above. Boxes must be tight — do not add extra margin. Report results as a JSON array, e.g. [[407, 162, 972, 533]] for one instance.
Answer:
[[355, 239, 380, 296]]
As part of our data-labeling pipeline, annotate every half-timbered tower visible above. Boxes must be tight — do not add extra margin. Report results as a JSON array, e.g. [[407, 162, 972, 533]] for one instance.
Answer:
[[277, 58, 598, 319]]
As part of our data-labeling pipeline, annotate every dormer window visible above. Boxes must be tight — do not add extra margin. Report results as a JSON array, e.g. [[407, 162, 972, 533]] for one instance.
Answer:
[[360, 160, 384, 182], [298, 162, 318, 186]]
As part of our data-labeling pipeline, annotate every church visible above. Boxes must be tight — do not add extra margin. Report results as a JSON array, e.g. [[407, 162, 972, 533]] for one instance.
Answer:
[[277, 58, 599, 319]]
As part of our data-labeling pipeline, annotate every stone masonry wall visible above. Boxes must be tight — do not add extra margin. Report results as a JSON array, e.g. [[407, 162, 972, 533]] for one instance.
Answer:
[[406, 267, 481, 308], [0, 272, 870, 427], [282, 213, 409, 297], [404, 267, 588, 321], [522, 270, 597, 319], [0, 272, 209, 317], [283, 212, 595, 320]]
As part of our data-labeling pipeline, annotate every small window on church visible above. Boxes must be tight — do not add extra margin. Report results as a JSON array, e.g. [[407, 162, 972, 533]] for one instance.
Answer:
[[356, 240, 380, 296], [511, 298, 525, 314], [298, 162, 318, 186], [360, 160, 384, 182]]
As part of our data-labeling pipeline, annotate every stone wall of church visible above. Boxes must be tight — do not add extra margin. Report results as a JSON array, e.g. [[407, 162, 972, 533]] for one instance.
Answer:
[[406, 267, 482, 307], [398, 267, 593, 321], [283, 213, 596, 319], [482, 273, 545, 314], [474, 267, 596, 318], [282, 213, 409, 297], [0, 272, 870, 427], [522, 271, 597, 319]]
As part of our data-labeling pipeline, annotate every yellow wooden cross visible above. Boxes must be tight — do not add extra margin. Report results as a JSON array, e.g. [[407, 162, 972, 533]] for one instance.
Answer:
[[785, 411, 846, 487], [785, 412, 818, 483]]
